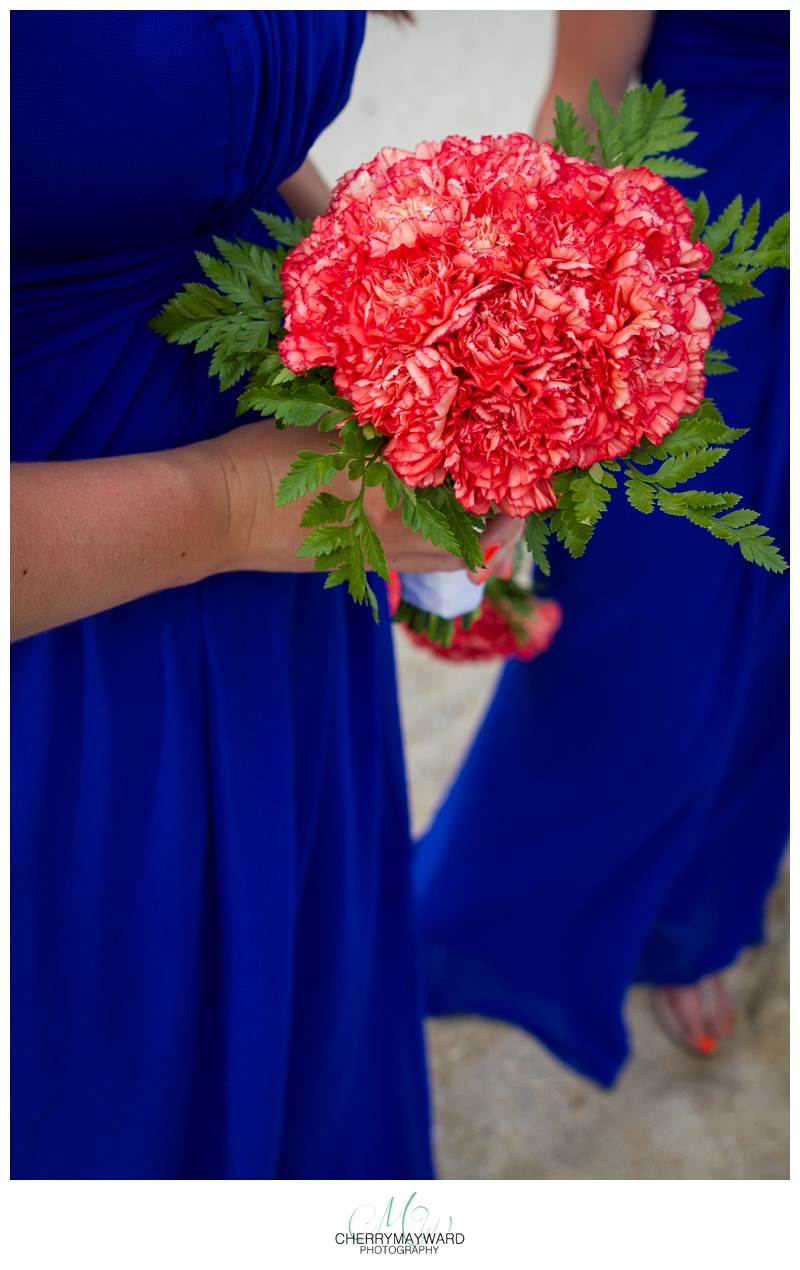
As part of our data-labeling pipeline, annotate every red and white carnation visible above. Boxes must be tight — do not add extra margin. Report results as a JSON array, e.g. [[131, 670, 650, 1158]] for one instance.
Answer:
[[280, 135, 722, 516]]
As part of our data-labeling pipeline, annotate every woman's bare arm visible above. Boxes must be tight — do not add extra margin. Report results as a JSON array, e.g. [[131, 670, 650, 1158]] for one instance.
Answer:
[[11, 420, 469, 642], [277, 157, 333, 221], [12, 436, 231, 643], [534, 10, 655, 142]]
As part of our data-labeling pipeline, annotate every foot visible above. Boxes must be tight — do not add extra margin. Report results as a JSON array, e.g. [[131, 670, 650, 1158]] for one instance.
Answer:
[[651, 975, 736, 1057]]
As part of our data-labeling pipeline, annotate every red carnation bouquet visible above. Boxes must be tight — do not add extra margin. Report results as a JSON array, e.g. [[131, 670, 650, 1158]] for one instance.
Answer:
[[152, 80, 788, 625], [280, 134, 717, 517]]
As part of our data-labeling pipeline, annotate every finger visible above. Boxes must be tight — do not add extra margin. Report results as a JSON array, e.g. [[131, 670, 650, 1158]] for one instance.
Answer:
[[481, 513, 524, 552], [470, 514, 525, 582], [490, 530, 523, 579], [364, 488, 468, 571]]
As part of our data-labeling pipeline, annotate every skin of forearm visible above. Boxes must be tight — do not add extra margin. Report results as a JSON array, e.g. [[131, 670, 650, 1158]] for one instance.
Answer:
[[534, 10, 655, 142], [11, 438, 247, 642], [10, 422, 357, 642]]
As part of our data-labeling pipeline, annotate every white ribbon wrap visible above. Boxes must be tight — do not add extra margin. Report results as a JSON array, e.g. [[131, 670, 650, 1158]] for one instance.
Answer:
[[398, 569, 485, 620]]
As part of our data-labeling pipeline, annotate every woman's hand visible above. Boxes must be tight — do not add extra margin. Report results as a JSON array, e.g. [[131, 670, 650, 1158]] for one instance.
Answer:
[[469, 513, 526, 584], [210, 418, 464, 576], [10, 420, 462, 642]]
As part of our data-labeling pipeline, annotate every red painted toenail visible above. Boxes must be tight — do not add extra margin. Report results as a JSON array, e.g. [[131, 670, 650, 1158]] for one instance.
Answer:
[[697, 1034, 717, 1054]]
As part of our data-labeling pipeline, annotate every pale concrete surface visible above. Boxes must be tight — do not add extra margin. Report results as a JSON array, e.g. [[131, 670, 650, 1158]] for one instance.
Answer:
[[393, 629, 789, 1180], [393, 629, 503, 841], [310, 10, 556, 187]]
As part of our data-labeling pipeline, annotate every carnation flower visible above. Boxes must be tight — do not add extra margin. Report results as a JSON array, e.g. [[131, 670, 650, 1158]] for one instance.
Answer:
[[280, 135, 722, 516]]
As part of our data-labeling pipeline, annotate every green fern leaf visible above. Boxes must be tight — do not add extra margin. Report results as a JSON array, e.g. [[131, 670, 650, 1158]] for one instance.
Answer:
[[253, 210, 314, 247], [524, 512, 552, 577], [667, 491, 741, 511], [420, 483, 485, 572], [703, 196, 743, 253], [626, 477, 655, 513], [588, 78, 623, 168], [686, 192, 710, 242], [299, 492, 353, 529], [551, 95, 595, 159], [295, 523, 354, 558], [352, 504, 390, 582], [378, 464, 405, 512], [652, 447, 730, 488], [718, 508, 760, 529], [275, 449, 348, 505], [400, 491, 461, 557], [732, 200, 761, 253], [570, 472, 611, 524], [755, 212, 789, 262], [550, 491, 595, 557], [704, 349, 737, 376], [715, 281, 764, 307], [643, 156, 705, 178]]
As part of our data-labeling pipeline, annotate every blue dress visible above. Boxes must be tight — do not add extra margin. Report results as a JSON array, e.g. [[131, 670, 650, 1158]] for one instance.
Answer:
[[414, 11, 789, 1088], [11, 10, 433, 1180]]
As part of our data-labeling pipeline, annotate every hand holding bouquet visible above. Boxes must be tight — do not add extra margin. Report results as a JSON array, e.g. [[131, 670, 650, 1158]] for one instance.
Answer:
[[152, 79, 788, 626]]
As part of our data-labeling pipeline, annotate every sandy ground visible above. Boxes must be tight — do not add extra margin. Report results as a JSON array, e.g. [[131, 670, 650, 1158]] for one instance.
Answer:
[[394, 630, 789, 1181]]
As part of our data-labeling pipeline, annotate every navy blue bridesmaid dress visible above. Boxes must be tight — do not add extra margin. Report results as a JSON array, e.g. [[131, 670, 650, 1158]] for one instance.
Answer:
[[12, 10, 433, 1180], [414, 11, 789, 1087]]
